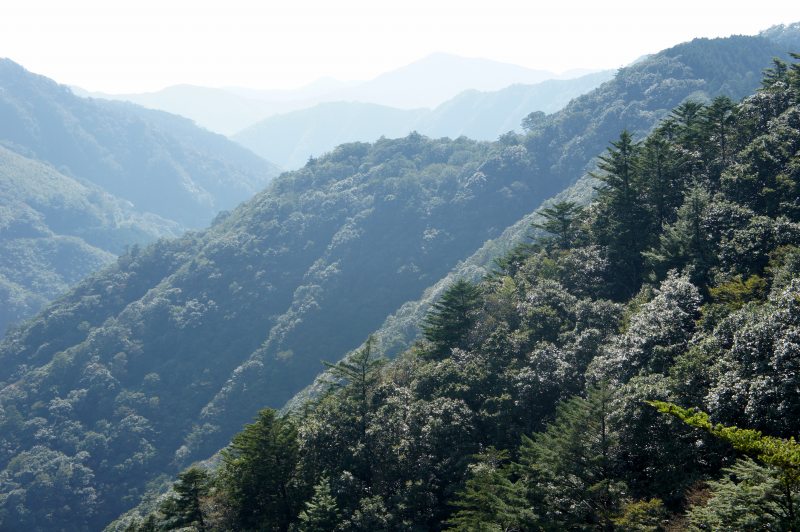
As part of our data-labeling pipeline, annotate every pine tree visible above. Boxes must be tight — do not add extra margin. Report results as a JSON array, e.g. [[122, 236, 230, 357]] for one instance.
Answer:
[[688, 459, 796, 531], [701, 96, 737, 185], [591, 131, 650, 298], [447, 448, 532, 532], [650, 401, 800, 530], [168, 466, 209, 531], [639, 130, 683, 229], [422, 279, 482, 359], [532, 201, 584, 250], [518, 384, 627, 530], [219, 409, 300, 531], [323, 336, 385, 483], [297, 477, 341, 532]]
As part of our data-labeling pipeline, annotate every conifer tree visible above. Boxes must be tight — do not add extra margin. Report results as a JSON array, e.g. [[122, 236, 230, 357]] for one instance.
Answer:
[[297, 477, 341, 532], [219, 409, 300, 531], [518, 384, 627, 530], [639, 130, 683, 228], [168, 466, 209, 531], [532, 201, 584, 250], [447, 448, 531, 532], [651, 401, 800, 530], [591, 131, 650, 298], [323, 336, 385, 482], [701, 96, 737, 182], [644, 184, 715, 287], [422, 279, 482, 358]]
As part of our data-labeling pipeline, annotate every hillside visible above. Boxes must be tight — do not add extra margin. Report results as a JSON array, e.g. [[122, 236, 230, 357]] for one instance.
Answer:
[[0, 59, 279, 228], [0, 32, 796, 531], [124, 50, 800, 532], [234, 71, 614, 169], [0, 59, 280, 335], [0, 145, 181, 335]]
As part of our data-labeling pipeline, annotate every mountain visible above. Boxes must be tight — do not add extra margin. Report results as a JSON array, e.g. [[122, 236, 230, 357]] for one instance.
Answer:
[[0, 145, 182, 336], [122, 56, 800, 530], [234, 70, 614, 169], [71, 85, 286, 137], [416, 70, 615, 138], [78, 54, 585, 135], [0, 31, 797, 531], [0, 59, 279, 228], [317, 52, 561, 109], [0, 59, 280, 334], [234, 102, 428, 170]]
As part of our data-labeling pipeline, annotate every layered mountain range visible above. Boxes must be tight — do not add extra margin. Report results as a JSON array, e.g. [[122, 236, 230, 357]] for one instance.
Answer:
[[1, 26, 798, 530], [0, 59, 280, 335]]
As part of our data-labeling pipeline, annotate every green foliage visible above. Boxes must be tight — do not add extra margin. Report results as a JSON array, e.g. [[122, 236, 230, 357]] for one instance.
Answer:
[[590, 131, 651, 298], [122, 48, 800, 530], [295, 477, 340, 532], [6, 32, 800, 532], [447, 448, 531, 532], [688, 458, 799, 531], [531, 201, 584, 250], [160, 466, 210, 531], [519, 384, 628, 529], [218, 409, 300, 531], [422, 280, 483, 359], [708, 274, 767, 309], [613, 499, 667, 532], [649, 401, 800, 481]]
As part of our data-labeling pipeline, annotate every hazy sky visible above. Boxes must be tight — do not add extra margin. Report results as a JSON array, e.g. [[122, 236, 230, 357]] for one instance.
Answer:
[[1, 0, 798, 93]]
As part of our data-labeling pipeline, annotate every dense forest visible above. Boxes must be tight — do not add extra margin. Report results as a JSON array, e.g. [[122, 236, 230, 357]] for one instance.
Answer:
[[122, 53, 800, 531], [0, 29, 799, 531]]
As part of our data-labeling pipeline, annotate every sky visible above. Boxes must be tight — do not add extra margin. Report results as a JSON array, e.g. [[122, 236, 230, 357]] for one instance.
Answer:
[[0, 0, 798, 93]]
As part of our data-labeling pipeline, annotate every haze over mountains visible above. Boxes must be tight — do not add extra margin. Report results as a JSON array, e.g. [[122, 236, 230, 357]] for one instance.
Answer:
[[234, 70, 614, 169], [75, 53, 605, 136], [1, 23, 798, 530]]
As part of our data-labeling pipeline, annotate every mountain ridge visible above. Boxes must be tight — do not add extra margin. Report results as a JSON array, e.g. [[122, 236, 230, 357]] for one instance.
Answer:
[[0, 29, 798, 531]]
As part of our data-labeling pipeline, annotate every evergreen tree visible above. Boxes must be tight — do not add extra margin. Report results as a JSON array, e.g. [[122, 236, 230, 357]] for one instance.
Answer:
[[651, 401, 800, 529], [688, 459, 798, 531], [322, 336, 385, 484], [518, 384, 627, 530], [296, 477, 341, 532], [447, 448, 531, 532], [701, 96, 737, 184], [165, 466, 209, 531], [639, 130, 683, 228], [422, 279, 483, 359], [644, 184, 715, 288], [532, 201, 584, 250], [591, 131, 650, 298], [218, 409, 300, 531]]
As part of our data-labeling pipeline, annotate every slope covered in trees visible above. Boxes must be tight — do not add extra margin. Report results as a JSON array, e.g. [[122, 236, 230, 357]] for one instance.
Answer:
[[0, 58, 279, 228], [126, 52, 800, 531], [0, 59, 279, 335], [0, 32, 797, 530], [0, 145, 182, 335]]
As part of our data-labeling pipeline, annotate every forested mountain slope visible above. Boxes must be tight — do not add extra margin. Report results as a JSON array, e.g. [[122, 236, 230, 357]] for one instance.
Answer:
[[0, 59, 279, 335], [0, 32, 796, 531], [126, 51, 800, 532], [0, 146, 182, 336], [0, 59, 279, 228]]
